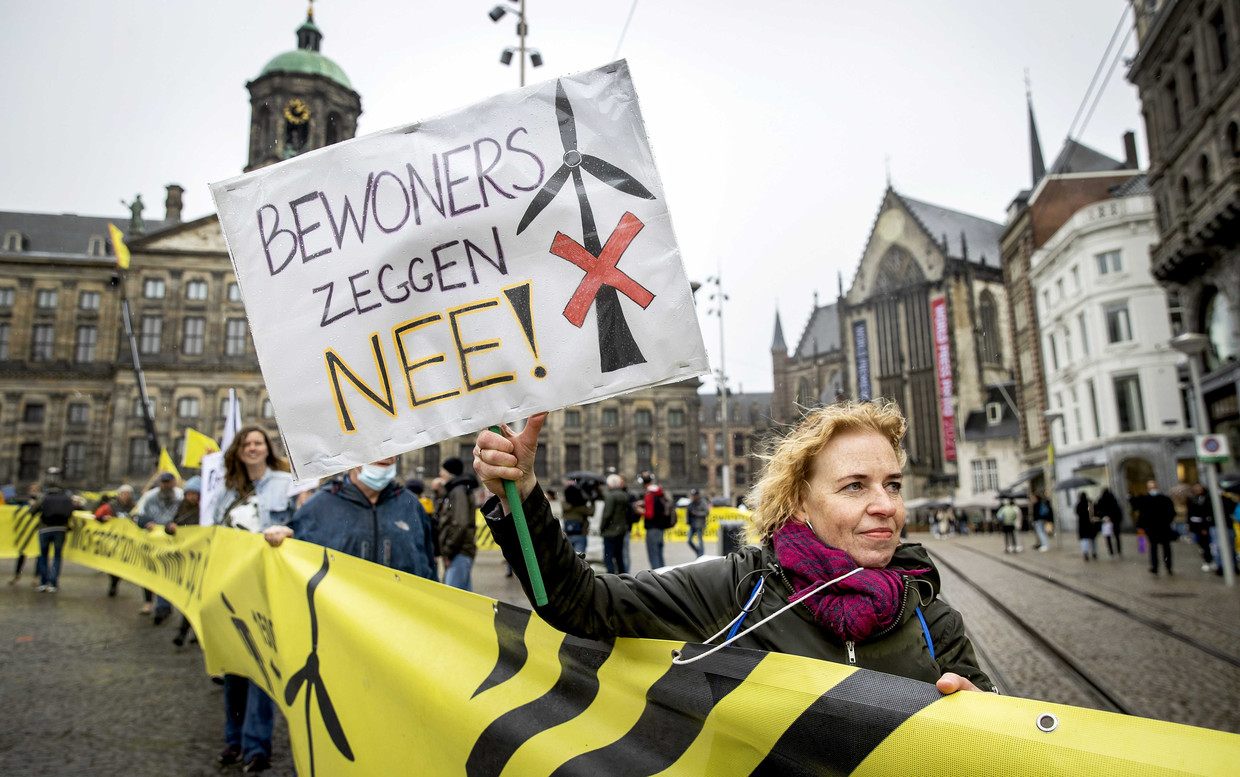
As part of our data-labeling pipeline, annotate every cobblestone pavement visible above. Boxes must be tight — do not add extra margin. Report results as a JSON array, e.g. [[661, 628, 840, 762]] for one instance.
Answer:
[[4, 529, 1235, 775], [923, 528, 1240, 734], [0, 566, 292, 777]]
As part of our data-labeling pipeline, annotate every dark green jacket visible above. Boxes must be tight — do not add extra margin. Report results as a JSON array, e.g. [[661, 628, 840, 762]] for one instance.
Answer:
[[599, 487, 631, 538], [486, 484, 994, 691]]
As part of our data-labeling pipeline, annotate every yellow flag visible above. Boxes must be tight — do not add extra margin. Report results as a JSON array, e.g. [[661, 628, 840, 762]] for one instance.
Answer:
[[181, 427, 220, 469], [107, 222, 130, 270], [157, 448, 182, 481]]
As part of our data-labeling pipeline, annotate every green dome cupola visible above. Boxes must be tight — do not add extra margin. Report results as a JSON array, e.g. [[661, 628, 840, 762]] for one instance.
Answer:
[[244, 2, 362, 172]]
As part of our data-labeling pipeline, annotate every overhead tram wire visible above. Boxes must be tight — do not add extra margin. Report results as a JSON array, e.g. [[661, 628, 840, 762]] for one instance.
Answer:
[[1060, 12, 1137, 173], [1064, 3, 1132, 143], [612, 0, 640, 60]]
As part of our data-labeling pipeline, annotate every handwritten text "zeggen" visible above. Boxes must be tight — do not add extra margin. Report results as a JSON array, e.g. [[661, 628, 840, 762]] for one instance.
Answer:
[[255, 128, 544, 278]]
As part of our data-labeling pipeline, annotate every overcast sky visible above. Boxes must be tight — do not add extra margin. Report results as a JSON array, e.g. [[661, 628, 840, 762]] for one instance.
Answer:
[[0, 0, 1144, 395]]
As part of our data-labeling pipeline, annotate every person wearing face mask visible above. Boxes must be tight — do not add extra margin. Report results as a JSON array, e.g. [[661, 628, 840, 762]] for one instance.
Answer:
[[262, 457, 437, 583]]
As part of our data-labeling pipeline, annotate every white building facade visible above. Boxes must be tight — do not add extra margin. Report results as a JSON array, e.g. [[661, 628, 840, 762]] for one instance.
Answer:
[[1030, 186, 1194, 528]]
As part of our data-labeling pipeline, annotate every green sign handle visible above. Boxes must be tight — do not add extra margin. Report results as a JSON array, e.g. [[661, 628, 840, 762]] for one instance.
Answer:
[[490, 426, 548, 606]]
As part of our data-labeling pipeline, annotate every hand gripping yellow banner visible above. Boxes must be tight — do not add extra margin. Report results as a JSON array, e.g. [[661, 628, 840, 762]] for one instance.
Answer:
[[3, 505, 1237, 776]]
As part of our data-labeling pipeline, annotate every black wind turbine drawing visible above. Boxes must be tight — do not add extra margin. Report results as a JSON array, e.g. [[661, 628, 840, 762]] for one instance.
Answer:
[[285, 550, 354, 776], [517, 78, 657, 373]]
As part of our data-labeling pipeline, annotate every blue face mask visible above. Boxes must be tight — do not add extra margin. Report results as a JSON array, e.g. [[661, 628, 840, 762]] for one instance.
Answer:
[[357, 463, 396, 491]]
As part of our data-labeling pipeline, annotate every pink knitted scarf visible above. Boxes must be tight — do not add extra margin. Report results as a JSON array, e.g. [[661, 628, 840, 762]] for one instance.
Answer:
[[772, 521, 925, 643]]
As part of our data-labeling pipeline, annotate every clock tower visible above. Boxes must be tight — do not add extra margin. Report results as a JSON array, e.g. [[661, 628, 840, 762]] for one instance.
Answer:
[[244, 3, 362, 172]]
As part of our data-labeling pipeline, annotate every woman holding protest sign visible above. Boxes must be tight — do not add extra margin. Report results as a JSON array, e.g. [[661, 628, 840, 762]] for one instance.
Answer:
[[212, 425, 295, 773], [473, 400, 993, 694]]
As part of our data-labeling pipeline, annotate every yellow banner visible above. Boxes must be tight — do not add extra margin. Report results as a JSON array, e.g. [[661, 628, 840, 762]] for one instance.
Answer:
[[182, 427, 220, 469], [3, 505, 1236, 776], [108, 222, 130, 269]]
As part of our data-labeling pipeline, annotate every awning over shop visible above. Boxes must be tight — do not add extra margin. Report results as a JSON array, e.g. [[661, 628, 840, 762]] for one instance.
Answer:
[[1004, 467, 1042, 491]]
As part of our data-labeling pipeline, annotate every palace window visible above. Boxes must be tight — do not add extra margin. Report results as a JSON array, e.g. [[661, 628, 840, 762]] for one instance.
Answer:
[[182, 317, 205, 355], [142, 278, 165, 299]]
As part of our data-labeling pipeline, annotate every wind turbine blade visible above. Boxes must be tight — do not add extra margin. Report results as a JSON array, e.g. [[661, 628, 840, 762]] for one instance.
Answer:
[[581, 155, 655, 200], [284, 666, 311, 705], [555, 80, 577, 153], [315, 682, 356, 761], [517, 165, 570, 234]]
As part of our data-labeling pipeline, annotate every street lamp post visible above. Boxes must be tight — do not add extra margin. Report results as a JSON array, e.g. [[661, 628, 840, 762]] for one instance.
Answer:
[[1170, 332, 1236, 587], [706, 272, 731, 503], [1043, 409, 1065, 549], [489, 2, 543, 87]]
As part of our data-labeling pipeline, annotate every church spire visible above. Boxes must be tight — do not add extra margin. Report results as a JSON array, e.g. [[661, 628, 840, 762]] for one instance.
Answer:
[[772, 310, 787, 353], [1027, 72, 1046, 187]]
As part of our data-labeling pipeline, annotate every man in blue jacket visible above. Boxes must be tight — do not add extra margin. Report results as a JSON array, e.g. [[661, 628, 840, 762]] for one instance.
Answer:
[[262, 457, 437, 582]]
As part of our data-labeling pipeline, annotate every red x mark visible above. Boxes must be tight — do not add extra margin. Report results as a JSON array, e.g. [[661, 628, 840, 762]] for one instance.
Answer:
[[551, 211, 655, 328]]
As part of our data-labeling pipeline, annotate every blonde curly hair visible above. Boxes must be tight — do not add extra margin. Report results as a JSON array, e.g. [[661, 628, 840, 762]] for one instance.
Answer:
[[747, 399, 907, 543]]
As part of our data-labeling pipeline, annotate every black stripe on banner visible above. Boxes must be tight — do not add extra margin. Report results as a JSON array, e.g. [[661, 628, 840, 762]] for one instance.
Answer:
[[548, 644, 766, 777], [15, 508, 39, 551], [749, 669, 940, 777], [465, 635, 613, 777], [471, 602, 533, 698]]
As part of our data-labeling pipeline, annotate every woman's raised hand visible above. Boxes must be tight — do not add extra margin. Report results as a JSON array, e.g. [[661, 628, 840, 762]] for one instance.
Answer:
[[473, 413, 547, 512]]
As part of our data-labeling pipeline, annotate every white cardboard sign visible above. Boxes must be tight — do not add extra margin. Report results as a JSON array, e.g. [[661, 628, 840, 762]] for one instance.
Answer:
[[210, 61, 708, 480]]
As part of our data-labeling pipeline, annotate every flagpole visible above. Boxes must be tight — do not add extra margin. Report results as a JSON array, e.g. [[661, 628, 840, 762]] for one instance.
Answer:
[[110, 224, 161, 463]]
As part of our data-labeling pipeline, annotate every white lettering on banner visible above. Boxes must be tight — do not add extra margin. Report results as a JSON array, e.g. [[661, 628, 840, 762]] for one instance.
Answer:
[[932, 297, 955, 462], [211, 61, 709, 480]]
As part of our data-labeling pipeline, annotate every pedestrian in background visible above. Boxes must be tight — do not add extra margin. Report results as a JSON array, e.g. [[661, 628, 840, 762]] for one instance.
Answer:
[[561, 479, 591, 556], [263, 456, 437, 583], [599, 474, 631, 573], [639, 472, 673, 569], [32, 467, 75, 593], [1030, 493, 1052, 551], [998, 498, 1022, 553], [1076, 492, 1098, 561], [1134, 480, 1176, 576], [437, 457, 478, 591], [136, 471, 183, 624], [212, 425, 295, 774], [1093, 488, 1123, 556], [1186, 483, 1215, 572], [686, 489, 710, 557]]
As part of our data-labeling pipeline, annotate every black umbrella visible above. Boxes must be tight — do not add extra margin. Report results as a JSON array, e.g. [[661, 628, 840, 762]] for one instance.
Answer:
[[997, 488, 1028, 500], [1218, 472, 1240, 492], [1054, 476, 1097, 491]]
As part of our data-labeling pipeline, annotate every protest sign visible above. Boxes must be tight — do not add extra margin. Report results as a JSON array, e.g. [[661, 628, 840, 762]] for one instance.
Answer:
[[211, 61, 708, 480]]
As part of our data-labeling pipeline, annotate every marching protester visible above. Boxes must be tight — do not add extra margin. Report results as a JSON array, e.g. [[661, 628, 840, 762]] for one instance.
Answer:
[[32, 467, 75, 593], [212, 426, 295, 774], [94, 484, 138, 598], [599, 474, 631, 573], [437, 457, 478, 591], [473, 400, 994, 694], [686, 488, 711, 558], [169, 477, 202, 647], [136, 471, 183, 624], [8, 483, 43, 587], [261, 457, 437, 581]]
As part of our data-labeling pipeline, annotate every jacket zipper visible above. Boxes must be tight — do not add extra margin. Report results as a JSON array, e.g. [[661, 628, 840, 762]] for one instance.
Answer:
[[774, 563, 915, 666], [370, 504, 380, 563]]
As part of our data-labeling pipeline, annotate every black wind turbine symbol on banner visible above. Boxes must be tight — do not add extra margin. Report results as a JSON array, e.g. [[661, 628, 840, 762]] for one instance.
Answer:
[[285, 550, 354, 776], [517, 79, 657, 373]]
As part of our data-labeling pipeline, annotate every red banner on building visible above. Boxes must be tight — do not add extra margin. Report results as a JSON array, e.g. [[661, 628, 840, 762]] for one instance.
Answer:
[[932, 297, 956, 461]]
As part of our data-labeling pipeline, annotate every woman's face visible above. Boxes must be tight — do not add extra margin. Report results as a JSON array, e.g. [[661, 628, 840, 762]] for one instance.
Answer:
[[793, 429, 905, 569], [239, 431, 269, 469]]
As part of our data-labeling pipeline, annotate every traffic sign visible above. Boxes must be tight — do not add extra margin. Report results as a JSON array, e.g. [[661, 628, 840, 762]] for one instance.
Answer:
[[1195, 434, 1231, 463]]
